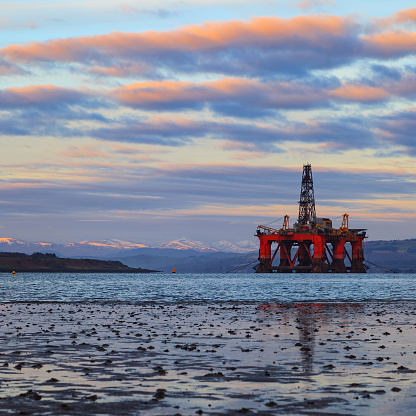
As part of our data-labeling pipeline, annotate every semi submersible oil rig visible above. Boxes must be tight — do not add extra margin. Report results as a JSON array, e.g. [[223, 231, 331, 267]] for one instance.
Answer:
[[255, 164, 367, 273]]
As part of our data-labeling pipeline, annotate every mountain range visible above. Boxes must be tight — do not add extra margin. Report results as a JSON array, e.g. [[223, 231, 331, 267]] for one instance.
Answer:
[[0, 237, 258, 257]]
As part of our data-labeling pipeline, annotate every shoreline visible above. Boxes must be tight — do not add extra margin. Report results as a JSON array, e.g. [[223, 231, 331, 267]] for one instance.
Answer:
[[0, 269, 159, 273], [1, 301, 416, 415]]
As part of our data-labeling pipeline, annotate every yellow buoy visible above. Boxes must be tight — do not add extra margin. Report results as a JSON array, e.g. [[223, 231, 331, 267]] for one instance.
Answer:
[[172, 267, 176, 273], [12, 271, 16, 275]]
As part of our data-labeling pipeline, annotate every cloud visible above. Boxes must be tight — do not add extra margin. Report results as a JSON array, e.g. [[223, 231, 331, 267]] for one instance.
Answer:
[[2, 163, 414, 220], [112, 72, 416, 114], [112, 78, 335, 116], [85, 113, 380, 153], [0, 15, 363, 78], [0, 12, 414, 159], [3, 73, 416, 127], [390, 7, 416, 25], [331, 84, 389, 103], [0, 95, 382, 152], [375, 7, 416, 29], [363, 30, 416, 58], [0, 107, 108, 139], [0, 106, 386, 155], [88, 117, 282, 148], [333, 70, 416, 103], [371, 64, 402, 81], [376, 108, 416, 155], [0, 85, 91, 109], [1, 10, 416, 81], [89, 117, 206, 146], [278, 118, 377, 150], [88, 62, 158, 79], [0, 84, 111, 138], [0, 57, 27, 76], [0, 77, 412, 156], [0, 110, 79, 138]]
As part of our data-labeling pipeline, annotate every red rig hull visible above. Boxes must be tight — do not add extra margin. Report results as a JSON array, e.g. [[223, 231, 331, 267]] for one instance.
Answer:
[[255, 228, 366, 273]]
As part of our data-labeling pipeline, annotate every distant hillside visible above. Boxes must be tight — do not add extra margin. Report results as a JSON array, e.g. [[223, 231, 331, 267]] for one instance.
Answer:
[[365, 239, 416, 273], [0, 252, 158, 273]]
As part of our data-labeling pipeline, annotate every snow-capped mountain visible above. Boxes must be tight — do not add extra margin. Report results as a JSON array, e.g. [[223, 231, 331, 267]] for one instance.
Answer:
[[0, 237, 257, 257], [0, 237, 60, 253], [211, 240, 258, 253], [157, 238, 216, 252], [0, 238, 149, 257], [0, 237, 53, 248], [234, 240, 258, 251], [71, 239, 149, 249]]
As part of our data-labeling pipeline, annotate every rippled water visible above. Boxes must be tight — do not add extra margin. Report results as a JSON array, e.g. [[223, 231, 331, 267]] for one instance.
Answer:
[[1, 272, 416, 303]]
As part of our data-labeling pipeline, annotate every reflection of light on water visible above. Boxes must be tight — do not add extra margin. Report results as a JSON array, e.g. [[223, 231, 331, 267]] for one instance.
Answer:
[[258, 303, 366, 373]]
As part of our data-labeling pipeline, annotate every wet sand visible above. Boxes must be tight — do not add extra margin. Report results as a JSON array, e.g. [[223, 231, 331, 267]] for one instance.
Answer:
[[0, 301, 416, 415]]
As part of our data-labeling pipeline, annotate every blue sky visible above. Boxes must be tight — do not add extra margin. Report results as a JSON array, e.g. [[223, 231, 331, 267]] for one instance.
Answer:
[[1, 0, 416, 244]]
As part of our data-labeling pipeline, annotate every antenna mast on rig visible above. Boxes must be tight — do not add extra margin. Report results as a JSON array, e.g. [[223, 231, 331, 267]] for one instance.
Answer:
[[298, 163, 316, 226]]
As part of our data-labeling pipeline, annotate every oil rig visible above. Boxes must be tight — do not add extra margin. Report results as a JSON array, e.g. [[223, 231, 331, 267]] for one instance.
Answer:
[[255, 164, 367, 273]]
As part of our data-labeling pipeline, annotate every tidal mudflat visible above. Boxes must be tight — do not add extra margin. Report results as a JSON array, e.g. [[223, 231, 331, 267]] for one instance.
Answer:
[[0, 301, 415, 415]]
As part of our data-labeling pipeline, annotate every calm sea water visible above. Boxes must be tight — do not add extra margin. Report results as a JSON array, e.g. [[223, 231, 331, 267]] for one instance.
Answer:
[[1, 273, 416, 303]]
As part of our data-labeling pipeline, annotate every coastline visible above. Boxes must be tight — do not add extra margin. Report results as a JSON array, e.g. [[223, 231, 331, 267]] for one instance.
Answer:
[[0, 252, 159, 273], [1, 300, 415, 415], [0, 269, 159, 273]]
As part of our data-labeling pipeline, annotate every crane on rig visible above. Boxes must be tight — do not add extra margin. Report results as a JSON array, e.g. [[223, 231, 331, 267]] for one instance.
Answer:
[[255, 164, 367, 273]]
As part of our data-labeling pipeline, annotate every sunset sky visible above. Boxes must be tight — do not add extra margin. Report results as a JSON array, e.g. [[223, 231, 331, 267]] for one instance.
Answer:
[[1, 0, 416, 245]]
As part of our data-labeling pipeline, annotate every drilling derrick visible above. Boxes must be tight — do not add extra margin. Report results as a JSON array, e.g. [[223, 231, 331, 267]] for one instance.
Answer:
[[255, 164, 367, 273], [298, 164, 316, 226]]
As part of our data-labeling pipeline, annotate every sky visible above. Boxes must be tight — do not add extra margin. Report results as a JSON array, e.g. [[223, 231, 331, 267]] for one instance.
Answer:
[[1, 0, 416, 245]]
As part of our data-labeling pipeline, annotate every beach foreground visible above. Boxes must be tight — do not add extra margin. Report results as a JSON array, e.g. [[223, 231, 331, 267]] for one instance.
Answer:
[[0, 301, 415, 415]]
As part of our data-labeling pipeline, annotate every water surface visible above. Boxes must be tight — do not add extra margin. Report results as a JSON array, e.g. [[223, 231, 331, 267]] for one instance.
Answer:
[[1, 272, 415, 303]]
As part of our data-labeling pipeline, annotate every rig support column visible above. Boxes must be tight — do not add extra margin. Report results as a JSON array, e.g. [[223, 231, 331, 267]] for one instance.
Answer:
[[331, 238, 347, 272], [312, 235, 328, 273], [351, 239, 366, 273], [257, 238, 272, 273]]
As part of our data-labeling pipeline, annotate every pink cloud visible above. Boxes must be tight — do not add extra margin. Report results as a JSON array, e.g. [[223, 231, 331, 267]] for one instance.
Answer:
[[111, 78, 330, 113], [331, 85, 389, 103], [0, 15, 358, 78], [112, 75, 416, 112], [363, 30, 416, 57], [3, 15, 352, 58], [392, 7, 416, 24], [376, 7, 416, 28], [330, 75, 416, 104], [1, 12, 416, 79]]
